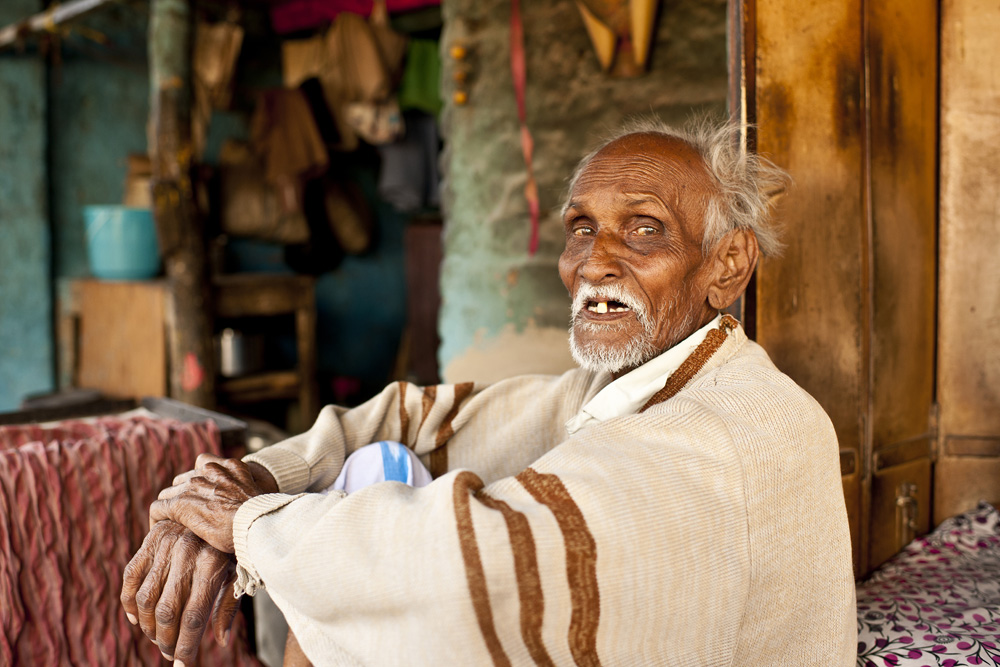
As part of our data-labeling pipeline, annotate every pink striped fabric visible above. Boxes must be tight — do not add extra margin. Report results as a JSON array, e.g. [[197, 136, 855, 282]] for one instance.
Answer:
[[0, 417, 263, 666]]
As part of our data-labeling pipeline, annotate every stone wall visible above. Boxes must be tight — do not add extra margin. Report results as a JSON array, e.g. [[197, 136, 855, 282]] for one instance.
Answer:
[[438, 0, 728, 383]]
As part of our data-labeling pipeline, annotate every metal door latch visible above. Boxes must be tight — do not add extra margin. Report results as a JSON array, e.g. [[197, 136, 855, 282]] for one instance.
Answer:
[[896, 482, 919, 547]]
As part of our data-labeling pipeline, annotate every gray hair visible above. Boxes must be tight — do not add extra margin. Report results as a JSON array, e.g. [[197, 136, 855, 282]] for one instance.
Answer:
[[563, 116, 790, 257]]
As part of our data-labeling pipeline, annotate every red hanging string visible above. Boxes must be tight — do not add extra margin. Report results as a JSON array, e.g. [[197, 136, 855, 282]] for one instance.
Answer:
[[510, 0, 540, 256]]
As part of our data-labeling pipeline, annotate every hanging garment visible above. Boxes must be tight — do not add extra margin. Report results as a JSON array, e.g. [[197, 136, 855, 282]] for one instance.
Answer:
[[398, 38, 442, 116], [376, 111, 440, 212], [250, 88, 329, 184]]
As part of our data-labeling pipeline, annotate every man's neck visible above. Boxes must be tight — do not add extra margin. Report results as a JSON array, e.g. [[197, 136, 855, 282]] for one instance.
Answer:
[[610, 311, 720, 380]]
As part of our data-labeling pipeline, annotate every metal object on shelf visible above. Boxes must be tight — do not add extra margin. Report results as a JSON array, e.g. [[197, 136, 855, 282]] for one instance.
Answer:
[[217, 328, 266, 378]]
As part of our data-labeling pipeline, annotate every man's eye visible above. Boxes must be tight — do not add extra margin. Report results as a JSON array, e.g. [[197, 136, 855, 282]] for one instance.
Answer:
[[634, 225, 658, 236], [573, 226, 595, 236]]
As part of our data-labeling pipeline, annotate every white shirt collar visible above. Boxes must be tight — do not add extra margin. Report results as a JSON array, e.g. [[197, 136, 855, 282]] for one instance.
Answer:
[[565, 313, 723, 435]]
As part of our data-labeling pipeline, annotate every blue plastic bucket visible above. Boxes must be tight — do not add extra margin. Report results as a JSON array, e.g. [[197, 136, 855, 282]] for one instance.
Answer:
[[83, 206, 160, 280]]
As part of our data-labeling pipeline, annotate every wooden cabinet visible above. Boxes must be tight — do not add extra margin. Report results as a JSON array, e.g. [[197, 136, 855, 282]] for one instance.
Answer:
[[742, 0, 1000, 577], [741, 0, 940, 575], [74, 280, 170, 398]]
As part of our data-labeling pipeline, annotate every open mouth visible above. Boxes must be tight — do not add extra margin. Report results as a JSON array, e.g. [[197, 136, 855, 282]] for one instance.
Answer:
[[586, 299, 631, 314]]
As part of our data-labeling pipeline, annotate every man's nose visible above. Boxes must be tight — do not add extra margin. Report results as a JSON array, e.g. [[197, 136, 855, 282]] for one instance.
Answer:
[[580, 232, 624, 282]]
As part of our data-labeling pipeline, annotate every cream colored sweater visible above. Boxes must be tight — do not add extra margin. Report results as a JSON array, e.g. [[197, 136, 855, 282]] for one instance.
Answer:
[[234, 323, 856, 666]]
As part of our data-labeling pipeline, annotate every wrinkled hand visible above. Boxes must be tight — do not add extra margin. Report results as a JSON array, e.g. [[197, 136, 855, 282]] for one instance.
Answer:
[[150, 454, 274, 554], [121, 520, 239, 664]]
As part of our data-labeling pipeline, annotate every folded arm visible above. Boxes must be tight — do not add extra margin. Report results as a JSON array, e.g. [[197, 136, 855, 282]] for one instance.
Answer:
[[233, 410, 750, 665]]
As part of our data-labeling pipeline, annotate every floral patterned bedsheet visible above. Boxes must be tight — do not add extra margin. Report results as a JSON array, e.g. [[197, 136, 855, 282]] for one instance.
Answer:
[[857, 502, 1000, 666]]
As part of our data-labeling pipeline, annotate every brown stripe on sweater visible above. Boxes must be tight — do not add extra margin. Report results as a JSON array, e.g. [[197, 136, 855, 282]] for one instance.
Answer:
[[476, 492, 554, 667], [396, 381, 411, 446], [418, 385, 437, 434], [431, 382, 474, 477], [639, 314, 739, 413], [453, 471, 512, 667], [517, 468, 602, 667]]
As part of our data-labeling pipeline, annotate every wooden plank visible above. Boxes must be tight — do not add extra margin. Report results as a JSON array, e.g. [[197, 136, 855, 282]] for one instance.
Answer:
[[868, 0, 938, 451], [78, 280, 168, 399], [295, 293, 319, 430], [218, 370, 300, 402], [405, 222, 444, 385], [937, 0, 1000, 526], [214, 274, 315, 318], [945, 436, 1000, 458], [935, 456, 1000, 524], [873, 437, 933, 472], [753, 0, 866, 574], [939, 0, 1000, 439]]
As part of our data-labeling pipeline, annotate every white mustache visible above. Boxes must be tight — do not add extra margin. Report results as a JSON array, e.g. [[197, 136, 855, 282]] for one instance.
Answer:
[[571, 282, 649, 323]]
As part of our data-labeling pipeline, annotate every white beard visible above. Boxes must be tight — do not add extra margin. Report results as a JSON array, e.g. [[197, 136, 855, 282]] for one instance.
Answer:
[[567, 282, 659, 375], [567, 281, 703, 375], [569, 322, 659, 375]]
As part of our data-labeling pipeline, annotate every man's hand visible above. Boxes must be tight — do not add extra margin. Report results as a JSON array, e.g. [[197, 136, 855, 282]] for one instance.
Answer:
[[150, 454, 277, 554], [121, 520, 239, 665]]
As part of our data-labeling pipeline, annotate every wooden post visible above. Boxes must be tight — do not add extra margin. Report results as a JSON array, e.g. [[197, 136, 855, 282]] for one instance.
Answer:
[[149, 0, 215, 407]]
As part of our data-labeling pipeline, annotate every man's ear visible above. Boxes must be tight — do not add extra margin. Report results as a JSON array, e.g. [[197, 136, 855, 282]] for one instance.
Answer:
[[706, 228, 759, 310]]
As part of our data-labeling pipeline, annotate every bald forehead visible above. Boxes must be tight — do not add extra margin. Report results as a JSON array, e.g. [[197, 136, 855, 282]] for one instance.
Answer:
[[569, 132, 717, 221], [586, 132, 712, 185]]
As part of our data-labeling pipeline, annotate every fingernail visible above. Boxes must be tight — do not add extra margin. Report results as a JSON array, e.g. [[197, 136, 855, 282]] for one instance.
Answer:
[[160, 651, 173, 661], [222, 629, 230, 646], [175, 661, 186, 667], [126, 613, 137, 625]]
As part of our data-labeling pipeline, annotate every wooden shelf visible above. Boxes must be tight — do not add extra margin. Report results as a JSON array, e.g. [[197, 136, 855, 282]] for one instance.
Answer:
[[217, 370, 300, 403], [62, 273, 320, 432]]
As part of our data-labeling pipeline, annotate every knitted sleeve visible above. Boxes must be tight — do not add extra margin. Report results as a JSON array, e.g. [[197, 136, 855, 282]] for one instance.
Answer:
[[231, 405, 752, 666], [242, 368, 602, 495]]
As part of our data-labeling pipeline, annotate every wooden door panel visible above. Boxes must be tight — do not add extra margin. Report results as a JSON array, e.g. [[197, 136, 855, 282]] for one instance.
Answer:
[[754, 0, 866, 574], [939, 0, 1000, 436], [937, 0, 1000, 527], [868, 0, 938, 451]]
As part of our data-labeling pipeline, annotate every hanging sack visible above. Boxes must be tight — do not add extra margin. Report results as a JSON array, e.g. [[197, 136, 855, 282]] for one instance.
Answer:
[[321, 177, 375, 255], [322, 11, 392, 104], [192, 18, 245, 160], [219, 164, 311, 244], [369, 0, 408, 83]]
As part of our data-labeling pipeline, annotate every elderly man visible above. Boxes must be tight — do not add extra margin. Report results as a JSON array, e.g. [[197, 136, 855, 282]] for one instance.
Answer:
[[122, 118, 856, 666]]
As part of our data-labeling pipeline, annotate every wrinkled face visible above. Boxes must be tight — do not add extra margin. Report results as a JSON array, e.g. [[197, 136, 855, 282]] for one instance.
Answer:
[[559, 133, 720, 376]]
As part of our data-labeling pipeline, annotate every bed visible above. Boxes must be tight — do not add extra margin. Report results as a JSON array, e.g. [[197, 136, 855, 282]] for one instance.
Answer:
[[857, 502, 1000, 666]]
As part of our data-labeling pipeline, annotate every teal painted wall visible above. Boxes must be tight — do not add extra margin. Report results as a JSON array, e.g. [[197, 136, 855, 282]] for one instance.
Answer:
[[0, 0, 53, 411], [50, 3, 151, 279], [0, 2, 150, 410]]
